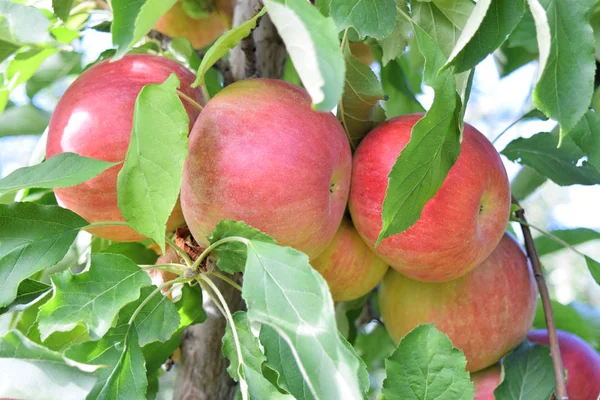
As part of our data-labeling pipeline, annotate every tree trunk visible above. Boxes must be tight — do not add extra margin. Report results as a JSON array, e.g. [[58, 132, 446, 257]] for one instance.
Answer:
[[174, 1, 286, 399]]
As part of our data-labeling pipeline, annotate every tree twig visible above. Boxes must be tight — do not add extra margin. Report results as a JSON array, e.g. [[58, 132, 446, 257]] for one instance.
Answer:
[[240, 8, 264, 79], [512, 197, 568, 400]]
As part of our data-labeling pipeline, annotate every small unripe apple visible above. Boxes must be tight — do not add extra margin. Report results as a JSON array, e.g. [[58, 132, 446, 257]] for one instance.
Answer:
[[528, 329, 600, 400], [181, 78, 352, 260], [379, 233, 536, 372], [154, 0, 233, 49], [310, 218, 388, 301], [350, 113, 510, 282], [47, 54, 203, 241]]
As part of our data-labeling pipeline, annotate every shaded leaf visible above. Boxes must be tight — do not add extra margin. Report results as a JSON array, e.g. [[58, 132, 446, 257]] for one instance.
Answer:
[[502, 132, 600, 186], [265, 0, 345, 111], [117, 74, 189, 253], [570, 110, 600, 171], [0, 278, 50, 314], [494, 341, 556, 400], [379, 0, 411, 66], [330, 0, 396, 40], [382, 324, 473, 400], [52, 0, 75, 21], [210, 220, 275, 274], [585, 256, 600, 285], [38, 253, 152, 340], [533, 300, 595, 345], [0, 203, 86, 307], [381, 58, 425, 118], [111, 0, 177, 59], [98, 242, 159, 265]]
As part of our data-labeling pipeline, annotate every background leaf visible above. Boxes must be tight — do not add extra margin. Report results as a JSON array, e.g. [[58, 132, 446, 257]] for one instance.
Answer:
[[0, 278, 50, 314], [265, 0, 345, 111], [330, 0, 396, 39], [98, 242, 159, 265], [111, 0, 177, 59], [0, 203, 86, 307], [570, 110, 600, 171], [534, 228, 600, 257], [52, 0, 75, 21], [0, 330, 97, 400], [379, 0, 410, 65], [38, 253, 152, 340], [117, 74, 189, 252], [501, 132, 600, 186], [0, 104, 50, 137], [382, 324, 473, 400], [494, 341, 556, 400]]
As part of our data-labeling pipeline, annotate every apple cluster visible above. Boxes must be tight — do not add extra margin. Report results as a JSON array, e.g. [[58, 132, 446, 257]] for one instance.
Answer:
[[46, 54, 600, 398]]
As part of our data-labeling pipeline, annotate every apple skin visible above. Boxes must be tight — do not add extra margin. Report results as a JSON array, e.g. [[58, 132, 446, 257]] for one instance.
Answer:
[[310, 218, 389, 301], [379, 233, 537, 372], [154, 0, 233, 49], [471, 364, 501, 400], [47, 54, 203, 242], [180, 78, 352, 260], [349, 113, 511, 282], [528, 330, 600, 400]]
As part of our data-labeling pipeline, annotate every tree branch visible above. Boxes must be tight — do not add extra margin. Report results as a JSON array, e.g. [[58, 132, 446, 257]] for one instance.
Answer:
[[512, 197, 568, 400]]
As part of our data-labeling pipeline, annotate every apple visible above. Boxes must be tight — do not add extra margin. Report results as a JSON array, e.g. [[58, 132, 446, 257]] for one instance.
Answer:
[[379, 233, 537, 372], [47, 54, 203, 241], [349, 113, 511, 282], [154, 0, 233, 49], [310, 217, 389, 301], [528, 329, 600, 400], [471, 364, 501, 400], [180, 78, 352, 259]]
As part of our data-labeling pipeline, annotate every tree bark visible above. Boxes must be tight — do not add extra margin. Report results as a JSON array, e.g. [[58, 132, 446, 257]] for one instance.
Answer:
[[174, 1, 286, 398]]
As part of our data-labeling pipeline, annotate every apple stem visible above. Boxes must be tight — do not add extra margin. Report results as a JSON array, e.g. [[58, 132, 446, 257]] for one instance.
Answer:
[[176, 89, 204, 112], [512, 197, 568, 400]]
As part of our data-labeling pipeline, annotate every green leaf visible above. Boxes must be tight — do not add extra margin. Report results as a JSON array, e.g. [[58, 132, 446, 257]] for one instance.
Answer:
[[381, 58, 425, 118], [530, 0, 596, 138], [382, 324, 473, 400], [223, 311, 294, 399], [511, 166, 547, 200], [242, 240, 364, 399], [66, 325, 148, 400], [506, 10, 537, 53], [99, 242, 159, 265], [0, 278, 50, 314], [330, 0, 396, 40], [0, 203, 86, 307], [501, 132, 600, 186], [209, 220, 275, 274], [111, 0, 177, 59], [38, 253, 152, 340], [534, 228, 600, 257], [116, 285, 180, 346], [117, 74, 189, 253], [377, 23, 461, 243], [411, 0, 475, 58], [52, 0, 75, 21], [585, 256, 600, 285], [0, 153, 117, 195], [533, 300, 595, 344], [175, 283, 206, 329], [0, 104, 50, 137], [494, 341, 556, 400], [265, 0, 345, 111], [570, 110, 600, 171], [338, 41, 384, 148], [446, 0, 526, 73], [169, 37, 202, 71], [0, 0, 53, 62], [354, 324, 396, 371], [0, 330, 98, 400], [193, 8, 266, 88], [379, 0, 410, 65]]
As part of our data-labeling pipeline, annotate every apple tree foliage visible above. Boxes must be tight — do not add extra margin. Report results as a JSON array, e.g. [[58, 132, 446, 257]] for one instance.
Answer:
[[0, 0, 600, 399]]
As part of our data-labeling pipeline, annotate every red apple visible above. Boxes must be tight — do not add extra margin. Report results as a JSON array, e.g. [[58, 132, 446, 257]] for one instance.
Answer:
[[154, 0, 233, 49], [528, 329, 600, 400], [47, 54, 203, 241], [350, 113, 510, 282], [471, 364, 501, 400], [379, 233, 537, 372], [180, 78, 352, 259], [310, 218, 389, 301]]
